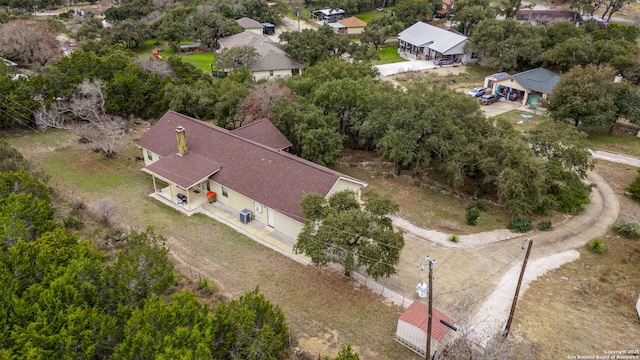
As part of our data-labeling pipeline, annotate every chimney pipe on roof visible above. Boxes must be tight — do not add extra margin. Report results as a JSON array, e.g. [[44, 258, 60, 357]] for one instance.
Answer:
[[176, 126, 188, 156]]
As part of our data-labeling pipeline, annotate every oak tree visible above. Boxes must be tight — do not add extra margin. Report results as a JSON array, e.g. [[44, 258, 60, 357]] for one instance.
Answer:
[[295, 190, 405, 280]]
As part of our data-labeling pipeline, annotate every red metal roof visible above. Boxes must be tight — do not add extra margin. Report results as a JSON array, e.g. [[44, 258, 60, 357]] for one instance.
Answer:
[[398, 301, 454, 342]]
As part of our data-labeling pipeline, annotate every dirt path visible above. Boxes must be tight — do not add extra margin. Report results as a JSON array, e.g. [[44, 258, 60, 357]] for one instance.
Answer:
[[379, 170, 619, 344]]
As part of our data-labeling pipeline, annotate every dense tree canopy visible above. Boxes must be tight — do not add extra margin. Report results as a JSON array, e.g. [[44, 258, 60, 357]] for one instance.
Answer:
[[295, 190, 405, 279], [453, 0, 496, 35], [393, 0, 441, 27], [0, 146, 290, 359], [548, 64, 640, 132], [280, 25, 376, 66], [467, 18, 542, 70]]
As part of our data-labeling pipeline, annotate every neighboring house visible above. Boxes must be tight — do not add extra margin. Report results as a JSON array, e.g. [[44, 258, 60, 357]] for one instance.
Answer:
[[217, 31, 303, 81], [236, 17, 264, 34], [397, 21, 477, 64], [337, 16, 367, 36], [312, 7, 346, 23], [137, 111, 367, 239], [435, 0, 454, 19], [327, 22, 347, 35], [483, 72, 511, 90], [395, 301, 454, 358], [487, 67, 560, 106], [515, 8, 583, 25]]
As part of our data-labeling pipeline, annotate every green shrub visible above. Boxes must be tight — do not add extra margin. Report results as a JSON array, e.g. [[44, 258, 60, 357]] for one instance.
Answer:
[[198, 277, 215, 293], [62, 214, 83, 230], [467, 200, 487, 212], [538, 220, 552, 231], [449, 234, 459, 243], [587, 238, 607, 254], [627, 171, 640, 202], [465, 206, 480, 225], [507, 218, 532, 232], [612, 218, 640, 239]]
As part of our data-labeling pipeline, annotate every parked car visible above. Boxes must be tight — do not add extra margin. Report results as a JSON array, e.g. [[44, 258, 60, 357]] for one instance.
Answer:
[[467, 87, 486, 97], [479, 94, 499, 105], [434, 58, 454, 66]]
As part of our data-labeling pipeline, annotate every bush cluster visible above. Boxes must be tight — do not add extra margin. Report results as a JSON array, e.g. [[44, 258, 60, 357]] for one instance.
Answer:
[[465, 200, 486, 226], [587, 238, 607, 254], [612, 218, 640, 239], [538, 220, 552, 231], [507, 218, 532, 232]]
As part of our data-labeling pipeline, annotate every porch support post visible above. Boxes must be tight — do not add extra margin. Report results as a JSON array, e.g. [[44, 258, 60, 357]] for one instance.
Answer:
[[152, 175, 157, 192], [186, 189, 191, 210], [522, 92, 529, 106]]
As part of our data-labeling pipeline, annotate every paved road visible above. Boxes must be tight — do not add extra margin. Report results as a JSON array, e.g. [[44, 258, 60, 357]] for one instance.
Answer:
[[592, 150, 640, 167]]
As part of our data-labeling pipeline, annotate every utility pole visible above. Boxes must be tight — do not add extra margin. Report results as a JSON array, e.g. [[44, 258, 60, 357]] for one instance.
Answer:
[[425, 256, 435, 360], [503, 239, 533, 337]]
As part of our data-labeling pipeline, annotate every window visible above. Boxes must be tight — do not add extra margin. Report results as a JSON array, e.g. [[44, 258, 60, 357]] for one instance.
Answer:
[[147, 150, 153, 161], [269, 70, 274, 77], [222, 186, 228, 198]]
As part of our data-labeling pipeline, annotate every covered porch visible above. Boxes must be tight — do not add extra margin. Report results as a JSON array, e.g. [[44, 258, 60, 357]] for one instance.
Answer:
[[154, 182, 211, 211]]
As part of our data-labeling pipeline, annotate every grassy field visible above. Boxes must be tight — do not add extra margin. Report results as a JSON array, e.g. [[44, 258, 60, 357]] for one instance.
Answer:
[[581, 124, 640, 158], [335, 151, 509, 233], [354, 9, 386, 23], [137, 39, 215, 72], [372, 45, 404, 65], [491, 109, 549, 133]]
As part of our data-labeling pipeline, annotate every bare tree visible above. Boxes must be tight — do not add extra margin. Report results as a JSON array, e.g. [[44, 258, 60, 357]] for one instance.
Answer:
[[0, 20, 62, 66], [37, 79, 126, 158], [91, 197, 119, 226], [135, 58, 176, 80], [235, 82, 293, 126], [68, 79, 126, 158]]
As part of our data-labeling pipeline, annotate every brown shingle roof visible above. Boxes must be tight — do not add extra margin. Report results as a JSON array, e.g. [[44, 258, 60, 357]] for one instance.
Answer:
[[398, 301, 453, 342], [337, 16, 367, 28], [138, 111, 366, 221], [231, 119, 292, 150], [144, 152, 221, 189]]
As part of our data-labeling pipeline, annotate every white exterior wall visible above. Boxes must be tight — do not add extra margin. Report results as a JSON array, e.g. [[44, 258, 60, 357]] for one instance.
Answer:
[[273, 211, 304, 238], [327, 178, 365, 201], [396, 321, 426, 353], [346, 27, 364, 35], [209, 180, 304, 237], [142, 149, 160, 167], [253, 68, 296, 81]]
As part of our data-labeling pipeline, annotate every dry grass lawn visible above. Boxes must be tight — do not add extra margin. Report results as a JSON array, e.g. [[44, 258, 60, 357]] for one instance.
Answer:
[[513, 161, 640, 359]]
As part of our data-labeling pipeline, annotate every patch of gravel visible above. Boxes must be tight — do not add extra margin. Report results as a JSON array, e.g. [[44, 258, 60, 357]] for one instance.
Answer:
[[466, 249, 580, 346], [391, 215, 521, 247]]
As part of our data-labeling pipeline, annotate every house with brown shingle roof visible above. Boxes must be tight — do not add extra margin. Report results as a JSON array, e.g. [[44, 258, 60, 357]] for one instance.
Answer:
[[395, 301, 454, 357], [137, 111, 367, 238], [217, 31, 303, 81], [337, 16, 367, 36]]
